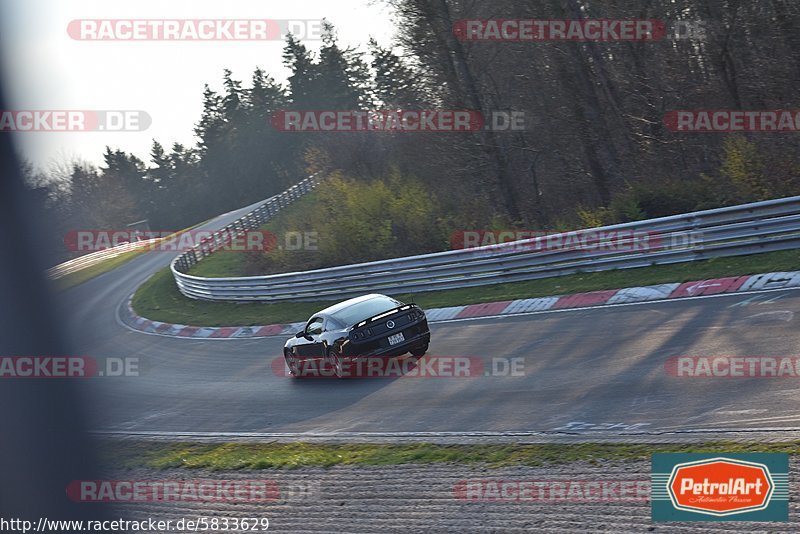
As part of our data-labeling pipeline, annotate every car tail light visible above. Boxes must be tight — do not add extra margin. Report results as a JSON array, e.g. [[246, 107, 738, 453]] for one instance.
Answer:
[[351, 330, 368, 340]]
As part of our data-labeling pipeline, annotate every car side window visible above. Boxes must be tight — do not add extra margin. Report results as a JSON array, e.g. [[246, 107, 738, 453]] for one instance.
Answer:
[[306, 317, 324, 336], [326, 316, 345, 331]]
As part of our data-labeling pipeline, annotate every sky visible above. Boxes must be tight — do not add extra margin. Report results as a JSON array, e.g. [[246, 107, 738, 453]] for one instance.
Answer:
[[0, 0, 397, 170]]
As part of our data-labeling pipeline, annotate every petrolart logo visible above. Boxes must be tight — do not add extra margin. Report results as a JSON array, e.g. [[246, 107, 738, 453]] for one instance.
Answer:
[[652, 454, 788, 522]]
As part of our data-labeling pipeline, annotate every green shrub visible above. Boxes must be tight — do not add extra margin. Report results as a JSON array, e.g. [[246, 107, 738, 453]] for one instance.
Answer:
[[577, 206, 613, 228], [240, 170, 448, 273], [720, 136, 769, 201]]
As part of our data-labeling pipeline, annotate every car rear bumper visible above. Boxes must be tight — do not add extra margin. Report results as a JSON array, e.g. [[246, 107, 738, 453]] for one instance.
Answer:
[[348, 330, 430, 359]]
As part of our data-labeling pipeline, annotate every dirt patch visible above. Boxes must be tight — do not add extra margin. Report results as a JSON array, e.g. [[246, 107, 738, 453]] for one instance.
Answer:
[[93, 459, 800, 532]]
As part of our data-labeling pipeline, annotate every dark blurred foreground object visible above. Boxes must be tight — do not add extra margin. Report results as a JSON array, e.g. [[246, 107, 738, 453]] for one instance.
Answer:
[[0, 81, 108, 524]]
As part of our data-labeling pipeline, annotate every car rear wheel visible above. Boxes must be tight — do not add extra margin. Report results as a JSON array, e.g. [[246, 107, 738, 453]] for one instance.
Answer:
[[329, 348, 348, 379], [410, 343, 429, 357]]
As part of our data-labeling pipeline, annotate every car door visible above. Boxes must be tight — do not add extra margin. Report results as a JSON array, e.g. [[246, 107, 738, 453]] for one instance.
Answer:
[[294, 316, 326, 359]]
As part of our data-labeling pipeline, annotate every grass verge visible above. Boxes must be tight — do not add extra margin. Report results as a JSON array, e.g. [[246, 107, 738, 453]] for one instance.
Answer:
[[188, 194, 320, 278], [132, 249, 799, 327], [55, 220, 214, 292], [396, 249, 799, 308], [53, 249, 146, 292], [108, 440, 800, 470], [131, 267, 323, 326]]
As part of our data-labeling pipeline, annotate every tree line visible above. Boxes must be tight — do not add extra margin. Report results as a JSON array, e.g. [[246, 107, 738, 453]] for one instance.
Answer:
[[27, 3, 800, 266]]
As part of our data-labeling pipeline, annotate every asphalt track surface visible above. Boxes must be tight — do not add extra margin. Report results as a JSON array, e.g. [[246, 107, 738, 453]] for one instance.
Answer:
[[57, 200, 800, 441]]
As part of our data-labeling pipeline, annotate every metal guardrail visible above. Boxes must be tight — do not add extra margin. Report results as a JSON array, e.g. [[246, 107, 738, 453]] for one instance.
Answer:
[[48, 175, 321, 281], [48, 238, 159, 279], [171, 174, 322, 274], [170, 185, 800, 302]]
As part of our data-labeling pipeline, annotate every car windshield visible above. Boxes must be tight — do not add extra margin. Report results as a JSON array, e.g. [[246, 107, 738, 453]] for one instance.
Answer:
[[330, 296, 402, 326]]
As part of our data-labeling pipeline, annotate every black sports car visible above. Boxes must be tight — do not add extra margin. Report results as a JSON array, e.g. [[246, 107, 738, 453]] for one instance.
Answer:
[[283, 294, 431, 378]]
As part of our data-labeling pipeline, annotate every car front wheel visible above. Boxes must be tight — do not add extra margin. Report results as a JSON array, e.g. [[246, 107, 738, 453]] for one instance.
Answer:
[[284, 349, 301, 378]]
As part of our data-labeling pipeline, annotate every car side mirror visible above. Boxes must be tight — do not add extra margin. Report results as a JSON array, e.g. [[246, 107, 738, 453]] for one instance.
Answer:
[[295, 331, 305, 338]]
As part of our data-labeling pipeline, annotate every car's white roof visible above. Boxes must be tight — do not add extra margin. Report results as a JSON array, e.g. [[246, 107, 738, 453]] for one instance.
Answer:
[[317, 293, 392, 316]]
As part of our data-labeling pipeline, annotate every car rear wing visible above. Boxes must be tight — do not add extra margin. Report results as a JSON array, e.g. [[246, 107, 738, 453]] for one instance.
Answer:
[[354, 304, 422, 328]]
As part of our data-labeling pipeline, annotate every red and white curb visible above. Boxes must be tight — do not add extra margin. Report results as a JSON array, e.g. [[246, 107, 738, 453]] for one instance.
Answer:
[[119, 298, 305, 339], [119, 271, 800, 339]]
